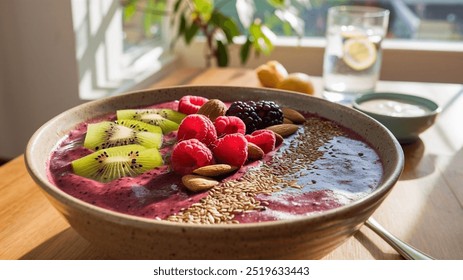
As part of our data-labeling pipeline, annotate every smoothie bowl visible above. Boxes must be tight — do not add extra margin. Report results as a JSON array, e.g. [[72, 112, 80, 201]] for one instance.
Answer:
[[25, 86, 403, 259]]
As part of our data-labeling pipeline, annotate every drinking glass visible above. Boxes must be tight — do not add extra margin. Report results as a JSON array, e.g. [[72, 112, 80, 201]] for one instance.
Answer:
[[323, 6, 389, 103]]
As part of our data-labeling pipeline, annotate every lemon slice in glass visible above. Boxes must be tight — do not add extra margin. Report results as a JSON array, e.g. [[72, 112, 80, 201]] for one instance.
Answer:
[[343, 37, 377, 71]]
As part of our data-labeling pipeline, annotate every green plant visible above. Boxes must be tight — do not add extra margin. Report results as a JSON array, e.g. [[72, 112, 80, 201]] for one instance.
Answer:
[[122, 0, 308, 67]]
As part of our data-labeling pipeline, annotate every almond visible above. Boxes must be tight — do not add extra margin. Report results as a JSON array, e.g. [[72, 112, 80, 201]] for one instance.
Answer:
[[197, 99, 227, 121], [182, 174, 219, 192], [247, 142, 264, 160], [193, 164, 238, 177], [274, 132, 284, 147], [283, 117, 294, 124], [266, 124, 299, 138], [282, 108, 306, 124]]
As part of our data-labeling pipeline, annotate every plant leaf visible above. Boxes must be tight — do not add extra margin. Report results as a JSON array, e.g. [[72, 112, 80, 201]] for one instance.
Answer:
[[275, 8, 305, 37], [153, 0, 166, 22], [122, 0, 139, 21], [210, 11, 240, 43], [172, 8, 187, 47], [143, 0, 155, 37], [173, 0, 182, 13], [267, 0, 287, 8], [193, 0, 214, 21], [282, 21, 292, 36], [249, 21, 275, 55], [240, 37, 252, 64], [185, 23, 200, 44], [216, 40, 229, 67], [236, 0, 255, 28], [178, 13, 187, 37], [260, 25, 276, 47]]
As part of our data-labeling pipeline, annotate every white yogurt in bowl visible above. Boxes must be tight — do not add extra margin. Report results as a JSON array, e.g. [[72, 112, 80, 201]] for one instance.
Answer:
[[353, 92, 440, 143], [358, 99, 432, 117]]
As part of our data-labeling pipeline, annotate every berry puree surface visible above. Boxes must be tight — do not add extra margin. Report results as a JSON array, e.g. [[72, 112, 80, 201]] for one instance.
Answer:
[[48, 100, 383, 224]]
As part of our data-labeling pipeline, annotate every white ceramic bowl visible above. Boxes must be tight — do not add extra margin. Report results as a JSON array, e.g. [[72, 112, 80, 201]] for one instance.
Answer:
[[25, 86, 404, 259]]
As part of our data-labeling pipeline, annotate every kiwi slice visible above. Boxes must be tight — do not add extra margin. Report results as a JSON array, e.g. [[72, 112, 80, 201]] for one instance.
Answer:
[[119, 108, 186, 124], [155, 109, 186, 124], [84, 121, 162, 150], [115, 119, 162, 134], [116, 109, 180, 134], [71, 145, 163, 182]]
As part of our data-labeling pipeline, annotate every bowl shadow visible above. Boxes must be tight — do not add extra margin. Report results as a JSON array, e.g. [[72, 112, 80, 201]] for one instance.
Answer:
[[353, 230, 402, 260], [399, 138, 435, 180], [20, 228, 110, 260]]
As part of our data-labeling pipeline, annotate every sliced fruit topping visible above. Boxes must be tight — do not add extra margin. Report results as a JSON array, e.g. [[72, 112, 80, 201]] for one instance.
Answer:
[[342, 37, 377, 71], [226, 100, 283, 134], [212, 133, 248, 167], [116, 109, 180, 134], [178, 95, 209, 115], [83, 121, 162, 151], [115, 119, 162, 134], [71, 144, 163, 182], [117, 108, 185, 124], [156, 108, 187, 124], [245, 129, 276, 154], [171, 139, 214, 175], [177, 114, 217, 147], [214, 116, 246, 137]]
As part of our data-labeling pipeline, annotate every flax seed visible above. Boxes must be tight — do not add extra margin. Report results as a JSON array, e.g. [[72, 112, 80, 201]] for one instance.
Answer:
[[166, 117, 345, 224]]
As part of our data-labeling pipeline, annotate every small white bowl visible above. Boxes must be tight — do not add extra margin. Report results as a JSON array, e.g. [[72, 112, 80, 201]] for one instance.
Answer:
[[353, 92, 440, 144]]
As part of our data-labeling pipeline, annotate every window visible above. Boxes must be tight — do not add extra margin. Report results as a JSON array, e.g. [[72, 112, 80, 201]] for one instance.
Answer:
[[70, 0, 463, 99], [71, 0, 174, 100], [177, 0, 462, 84], [218, 0, 463, 40]]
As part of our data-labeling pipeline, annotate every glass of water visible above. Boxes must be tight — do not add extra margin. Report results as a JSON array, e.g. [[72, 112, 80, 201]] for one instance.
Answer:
[[323, 6, 389, 104]]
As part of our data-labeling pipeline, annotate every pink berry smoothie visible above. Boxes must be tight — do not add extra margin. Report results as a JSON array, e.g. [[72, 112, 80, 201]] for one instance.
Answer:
[[47, 100, 383, 223]]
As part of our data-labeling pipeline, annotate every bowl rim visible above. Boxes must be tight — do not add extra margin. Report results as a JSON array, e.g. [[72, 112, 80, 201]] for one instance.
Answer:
[[352, 92, 441, 119], [25, 85, 404, 231]]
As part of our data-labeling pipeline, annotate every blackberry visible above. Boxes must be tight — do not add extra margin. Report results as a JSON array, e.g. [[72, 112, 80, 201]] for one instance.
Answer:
[[225, 101, 261, 133], [254, 100, 284, 128], [226, 100, 284, 134]]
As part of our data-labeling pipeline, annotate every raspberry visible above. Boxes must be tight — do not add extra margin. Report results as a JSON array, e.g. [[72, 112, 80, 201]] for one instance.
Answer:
[[212, 134, 248, 167], [245, 129, 276, 153], [255, 100, 284, 128], [214, 116, 246, 137], [177, 114, 217, 147], [178, 95, 209, 115], [225, 101, 261, 134], [171, 139, 214, 175]]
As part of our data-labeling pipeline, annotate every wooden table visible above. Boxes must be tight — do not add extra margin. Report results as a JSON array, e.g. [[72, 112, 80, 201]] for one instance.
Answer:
[[1, 68, 462, 260]]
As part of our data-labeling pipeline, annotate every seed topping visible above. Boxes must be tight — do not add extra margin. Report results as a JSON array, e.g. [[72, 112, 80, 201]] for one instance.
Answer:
[[167, 116, 345, 224]]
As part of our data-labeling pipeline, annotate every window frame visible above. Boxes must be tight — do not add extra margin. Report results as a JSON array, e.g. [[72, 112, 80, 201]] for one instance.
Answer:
[[71, 0, 463, 101], [71, 0, 177, 100]]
